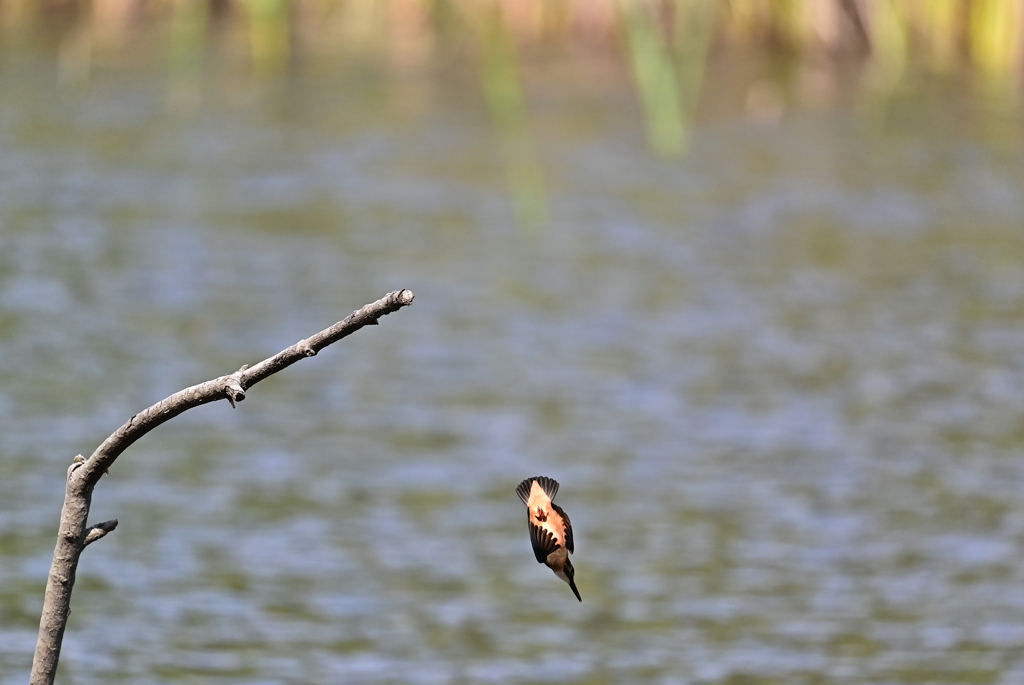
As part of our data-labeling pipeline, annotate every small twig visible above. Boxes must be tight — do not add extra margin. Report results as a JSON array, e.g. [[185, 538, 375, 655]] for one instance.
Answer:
[[82, 521, 118, 547], [29, 289, 414, 685]]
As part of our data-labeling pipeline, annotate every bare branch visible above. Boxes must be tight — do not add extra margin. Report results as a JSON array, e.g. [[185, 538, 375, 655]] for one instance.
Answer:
[[30, 289, 414, 685], [79, 288, 414, 487], [83, 520, 118, 547]]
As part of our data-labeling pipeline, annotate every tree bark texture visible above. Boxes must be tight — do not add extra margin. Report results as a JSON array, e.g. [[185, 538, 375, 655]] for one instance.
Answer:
[[30, 289, 414, 685]]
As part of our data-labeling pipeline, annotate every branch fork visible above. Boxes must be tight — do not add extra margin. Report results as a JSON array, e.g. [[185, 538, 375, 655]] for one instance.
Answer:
[[223, 373, 247, 408]]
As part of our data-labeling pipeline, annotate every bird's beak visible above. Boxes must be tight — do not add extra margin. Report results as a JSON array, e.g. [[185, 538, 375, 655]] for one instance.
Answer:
[[560, 562, 582, 602], [567, 575, 582, 602]]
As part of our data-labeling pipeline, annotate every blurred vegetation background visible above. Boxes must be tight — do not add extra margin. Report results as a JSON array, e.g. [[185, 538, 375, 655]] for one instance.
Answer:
[[2, 0, 1021, 229], [4, 0, 1023, 130], [5, 0, 1022, 84]]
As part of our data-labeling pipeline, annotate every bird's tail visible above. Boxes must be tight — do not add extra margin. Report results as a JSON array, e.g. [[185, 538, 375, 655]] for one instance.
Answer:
[[516, 476, 560, 504]]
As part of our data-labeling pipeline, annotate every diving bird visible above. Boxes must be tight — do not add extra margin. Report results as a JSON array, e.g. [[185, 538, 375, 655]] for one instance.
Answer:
[[515, 476, 581, 602]]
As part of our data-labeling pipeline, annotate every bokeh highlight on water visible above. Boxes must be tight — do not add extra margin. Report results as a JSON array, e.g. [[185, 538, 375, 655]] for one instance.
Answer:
[[3, 20, 1024, 685]]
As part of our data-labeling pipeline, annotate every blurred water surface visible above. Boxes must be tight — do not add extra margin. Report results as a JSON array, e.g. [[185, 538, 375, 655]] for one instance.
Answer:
[[3, 48, 1024, 685]]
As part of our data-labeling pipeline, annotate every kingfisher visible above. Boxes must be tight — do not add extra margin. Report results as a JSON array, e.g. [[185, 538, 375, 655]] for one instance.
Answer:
[[515, 476, 581, 602]]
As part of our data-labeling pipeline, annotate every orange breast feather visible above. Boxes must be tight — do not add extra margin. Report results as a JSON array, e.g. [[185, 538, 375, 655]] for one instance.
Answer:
[[527, 481, 566, 549]]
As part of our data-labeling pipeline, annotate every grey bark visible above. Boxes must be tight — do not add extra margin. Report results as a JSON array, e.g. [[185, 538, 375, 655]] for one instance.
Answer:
[[30, 289, 414, 685]]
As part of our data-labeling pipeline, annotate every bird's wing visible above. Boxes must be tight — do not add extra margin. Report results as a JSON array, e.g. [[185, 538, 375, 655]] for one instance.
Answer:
[[528, 521, 560, 564], [551, 503, 574, 554]]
